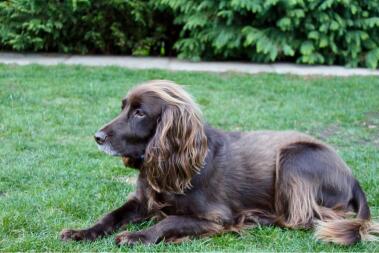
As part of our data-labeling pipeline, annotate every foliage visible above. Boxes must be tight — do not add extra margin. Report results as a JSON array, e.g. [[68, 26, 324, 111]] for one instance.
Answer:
[[1, 0, 379, 68], [158, 0, 379, 68], [0, 0, 177, 55]]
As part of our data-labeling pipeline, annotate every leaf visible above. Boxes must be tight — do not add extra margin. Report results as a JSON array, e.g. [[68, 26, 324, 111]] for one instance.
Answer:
[[283, 44, 295, 56], [300, 41, 314, 55], [330, 20, 339, 30], [277, 17, 291, 31], [242, 26, 260, 46], [319, 36, 328, 48], [308, 31, 319, 40], [366, 48, 379, 69]]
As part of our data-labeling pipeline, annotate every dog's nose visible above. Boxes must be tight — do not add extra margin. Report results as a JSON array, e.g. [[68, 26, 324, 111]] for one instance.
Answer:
[[94, 131, 107, 145]]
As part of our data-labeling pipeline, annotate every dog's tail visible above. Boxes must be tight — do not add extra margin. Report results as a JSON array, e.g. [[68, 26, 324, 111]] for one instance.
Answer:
[[314, 181, 379, 245]]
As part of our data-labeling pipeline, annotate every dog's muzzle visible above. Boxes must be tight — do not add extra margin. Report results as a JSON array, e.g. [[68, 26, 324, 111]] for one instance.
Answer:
[[94, 131, 120, 156]]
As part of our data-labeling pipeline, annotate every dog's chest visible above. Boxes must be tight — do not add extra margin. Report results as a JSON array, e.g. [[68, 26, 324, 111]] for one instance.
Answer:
[[154, 192, 193, 215], [152, 189, 221, 219]]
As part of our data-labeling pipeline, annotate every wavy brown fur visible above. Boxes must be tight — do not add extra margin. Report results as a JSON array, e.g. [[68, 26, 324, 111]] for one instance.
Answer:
[[315, 218, 379, 245], [129, 81, 208, 193]]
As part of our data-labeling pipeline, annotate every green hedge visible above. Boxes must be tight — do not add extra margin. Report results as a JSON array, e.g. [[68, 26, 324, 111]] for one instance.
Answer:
[[0, 0, 177, 55], [1, 0, 379, 68], [160, 0, 379, 68]]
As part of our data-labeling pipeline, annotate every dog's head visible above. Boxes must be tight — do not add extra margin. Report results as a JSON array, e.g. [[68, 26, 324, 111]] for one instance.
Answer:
[[95, 80, 208, 193]]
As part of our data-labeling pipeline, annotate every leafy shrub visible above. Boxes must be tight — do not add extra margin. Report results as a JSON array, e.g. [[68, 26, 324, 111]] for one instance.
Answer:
[[158, 0, 379, 68], [0, 0, 177, 55], [1, 0, 379, 68]]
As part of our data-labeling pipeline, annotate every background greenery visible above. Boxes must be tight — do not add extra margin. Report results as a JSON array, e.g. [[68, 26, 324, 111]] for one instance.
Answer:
[[1, 0, 379, 68], [0, 64, 378, 251], [0, 0, 178, 55]]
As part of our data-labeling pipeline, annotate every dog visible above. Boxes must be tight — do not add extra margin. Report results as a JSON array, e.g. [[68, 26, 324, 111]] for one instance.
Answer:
[[60, 80, 378, 246]]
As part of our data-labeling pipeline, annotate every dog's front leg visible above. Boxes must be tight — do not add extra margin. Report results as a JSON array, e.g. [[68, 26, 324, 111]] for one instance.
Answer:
[[60, 196, 147, 241], [115, 215, 223, 246]]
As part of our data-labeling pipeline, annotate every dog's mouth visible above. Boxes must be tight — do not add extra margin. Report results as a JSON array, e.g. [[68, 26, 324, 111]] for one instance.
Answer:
[[122, 156, 130, 165], [122, 154, 145, 168], [97, 143, 121, 156], [122, 154, 144, 161], [97, 141, 145, 168]]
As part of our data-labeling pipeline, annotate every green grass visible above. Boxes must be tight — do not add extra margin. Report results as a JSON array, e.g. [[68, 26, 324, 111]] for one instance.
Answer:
[[0, 64, 378, 252]]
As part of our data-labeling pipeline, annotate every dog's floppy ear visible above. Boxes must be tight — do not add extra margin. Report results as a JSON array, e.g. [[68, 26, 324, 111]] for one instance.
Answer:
[[143, 102, 208, 193]]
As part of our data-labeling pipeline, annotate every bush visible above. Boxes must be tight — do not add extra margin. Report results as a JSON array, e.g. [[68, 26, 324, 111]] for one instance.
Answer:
[[1, 0, 379, 68], [0, 0, 177, 55], [159, 0, 379, 68]]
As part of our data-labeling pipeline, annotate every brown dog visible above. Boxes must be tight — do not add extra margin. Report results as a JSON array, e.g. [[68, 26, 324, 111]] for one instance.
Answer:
[[61, 80, 378, 246]]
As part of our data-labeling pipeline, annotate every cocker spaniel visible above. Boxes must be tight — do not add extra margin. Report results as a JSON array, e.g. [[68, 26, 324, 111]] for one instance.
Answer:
[[61, 80, 378, 246]]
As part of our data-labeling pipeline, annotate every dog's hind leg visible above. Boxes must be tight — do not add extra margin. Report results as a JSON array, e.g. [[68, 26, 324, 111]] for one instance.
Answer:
[[274, 141, 379, 245], [274, 142, 354, 229]]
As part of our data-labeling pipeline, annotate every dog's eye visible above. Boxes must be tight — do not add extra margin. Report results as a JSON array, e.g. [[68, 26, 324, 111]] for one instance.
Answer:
[[134, 109, 145, 118]]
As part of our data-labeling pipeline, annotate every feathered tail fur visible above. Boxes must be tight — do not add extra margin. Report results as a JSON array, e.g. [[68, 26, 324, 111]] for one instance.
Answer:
[[315, 181, 379, 245]]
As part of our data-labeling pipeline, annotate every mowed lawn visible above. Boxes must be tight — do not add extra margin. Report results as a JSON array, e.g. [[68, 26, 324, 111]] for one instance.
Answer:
[[0, 64, 378, 252]]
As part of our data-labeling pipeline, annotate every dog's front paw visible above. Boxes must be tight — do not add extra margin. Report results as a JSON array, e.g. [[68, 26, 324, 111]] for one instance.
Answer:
[[60, 228, 95, 241], [115, 231, 156, 246]]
